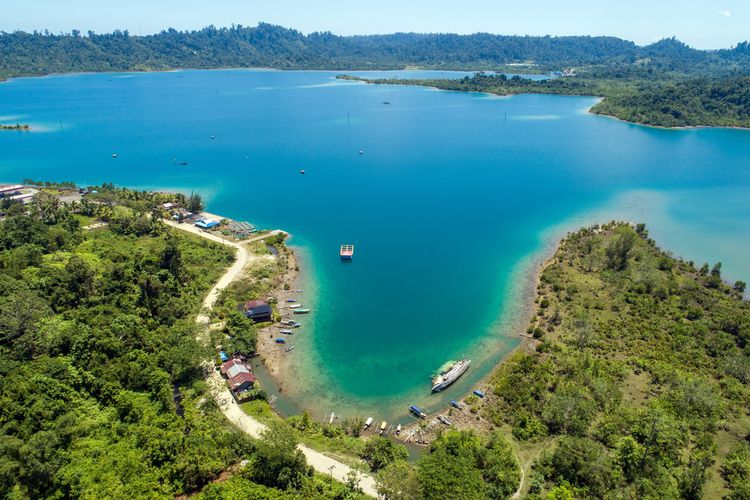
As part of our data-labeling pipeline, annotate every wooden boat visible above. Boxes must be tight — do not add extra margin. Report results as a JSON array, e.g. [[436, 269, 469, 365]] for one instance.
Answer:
[[379, 421, 387, 435], [437, 415, 452, 426], [285, 346, 295, 352], [409, 405, 427, 419]]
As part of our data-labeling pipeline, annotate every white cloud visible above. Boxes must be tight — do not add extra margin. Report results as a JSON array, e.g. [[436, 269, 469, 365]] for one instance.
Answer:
[[717, 9, 732, 17]]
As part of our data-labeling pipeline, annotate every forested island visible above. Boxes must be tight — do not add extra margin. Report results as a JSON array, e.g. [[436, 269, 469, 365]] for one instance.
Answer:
[[0, 123, 30, 131], [1, 23, 750, 127]]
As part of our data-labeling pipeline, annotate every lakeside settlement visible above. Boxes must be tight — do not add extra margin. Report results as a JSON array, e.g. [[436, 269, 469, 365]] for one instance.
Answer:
[[2, 182, 749, 498]]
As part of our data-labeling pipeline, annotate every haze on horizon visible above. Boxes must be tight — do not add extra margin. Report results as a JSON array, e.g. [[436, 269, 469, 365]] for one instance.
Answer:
[[1, 0, 747, 50]]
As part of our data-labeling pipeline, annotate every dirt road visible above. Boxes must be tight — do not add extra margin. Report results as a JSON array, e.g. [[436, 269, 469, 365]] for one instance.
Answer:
[[166, 220, 378, 497]]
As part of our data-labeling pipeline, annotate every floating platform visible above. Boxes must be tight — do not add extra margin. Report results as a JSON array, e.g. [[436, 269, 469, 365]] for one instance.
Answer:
[[340, 244, 354, 260]]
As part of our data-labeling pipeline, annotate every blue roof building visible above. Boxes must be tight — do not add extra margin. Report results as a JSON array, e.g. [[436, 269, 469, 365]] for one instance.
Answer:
[[195, 219, 220, 230]]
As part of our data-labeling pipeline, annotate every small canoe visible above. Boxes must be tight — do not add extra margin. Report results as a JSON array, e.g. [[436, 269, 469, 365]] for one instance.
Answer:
[[289, 304, 302, 309], [279, 329, 294, 335], [473, 389, 485, 398], [379, 421, 387, 435], [275, 338, 286, 344]]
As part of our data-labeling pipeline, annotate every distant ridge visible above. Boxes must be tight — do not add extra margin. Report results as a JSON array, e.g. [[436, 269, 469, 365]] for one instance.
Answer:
[[1, 23, 749, 79]]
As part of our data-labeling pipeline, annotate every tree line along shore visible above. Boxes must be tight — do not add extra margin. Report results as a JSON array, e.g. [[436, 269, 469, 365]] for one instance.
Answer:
[[1, 23, 749, 128], [0, 123, 30, 131], [1, 183, 749, 498], [338, 73, 750, 129]]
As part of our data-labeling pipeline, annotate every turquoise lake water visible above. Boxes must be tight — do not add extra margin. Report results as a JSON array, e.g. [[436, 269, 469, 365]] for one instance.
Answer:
[[2, 69, 749, 422]]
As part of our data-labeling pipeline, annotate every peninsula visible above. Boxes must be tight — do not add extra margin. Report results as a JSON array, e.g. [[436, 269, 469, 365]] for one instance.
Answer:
[[338, 73, 750, 129], [408, 222, 750, 498]]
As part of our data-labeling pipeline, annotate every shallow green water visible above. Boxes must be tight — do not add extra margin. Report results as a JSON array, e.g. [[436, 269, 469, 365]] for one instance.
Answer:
[[1, 69, 749, 422]]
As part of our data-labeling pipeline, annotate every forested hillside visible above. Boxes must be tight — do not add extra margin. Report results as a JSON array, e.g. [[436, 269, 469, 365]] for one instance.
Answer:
[[0, 188, 361, 499], [485, 223, 750, 497], [1, 23, 749, 79]]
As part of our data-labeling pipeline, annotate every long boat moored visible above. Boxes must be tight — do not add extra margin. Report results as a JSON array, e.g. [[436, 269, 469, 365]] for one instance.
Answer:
[[409, 405, 427, 418], [293, 309, 311, 314]]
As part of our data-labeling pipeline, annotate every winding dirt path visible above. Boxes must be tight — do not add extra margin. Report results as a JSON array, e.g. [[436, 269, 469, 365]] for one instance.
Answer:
[[166, 220, 378, 497]]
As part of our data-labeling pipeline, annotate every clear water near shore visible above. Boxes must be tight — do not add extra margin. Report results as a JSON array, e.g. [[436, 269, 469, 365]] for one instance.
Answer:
[[1, 69, 749, 422]]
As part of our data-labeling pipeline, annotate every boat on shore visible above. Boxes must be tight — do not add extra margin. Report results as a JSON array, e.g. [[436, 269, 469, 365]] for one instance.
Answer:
[[288, 304, 302, 309], [293, 309, 311, 314], [431, 359, 471, 392], [409, 405, 427, 419], [279, 329, 294, 335], [364, 417, 373, 429]]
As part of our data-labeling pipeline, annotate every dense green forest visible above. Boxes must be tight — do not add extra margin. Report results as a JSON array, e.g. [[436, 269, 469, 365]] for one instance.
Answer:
[[477, 223, 750, 498], [0, 187, 368, 498], [1, 23, 750, 127], [1, 23, 749, 78], [344, 73, 750, 128], [3, 186, 749, 498]]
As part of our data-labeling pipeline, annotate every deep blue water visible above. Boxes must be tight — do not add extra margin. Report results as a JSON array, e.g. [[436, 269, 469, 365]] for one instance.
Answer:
[[1, 69, 749, 421]]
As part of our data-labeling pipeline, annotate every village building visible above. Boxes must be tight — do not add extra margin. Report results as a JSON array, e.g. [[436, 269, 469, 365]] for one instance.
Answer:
[[220, 358, 256, 401], [244, 299, 272, 322]]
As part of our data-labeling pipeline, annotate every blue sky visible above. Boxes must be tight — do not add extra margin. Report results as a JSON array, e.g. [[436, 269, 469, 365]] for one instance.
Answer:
[[1, 0, 747, 49]]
